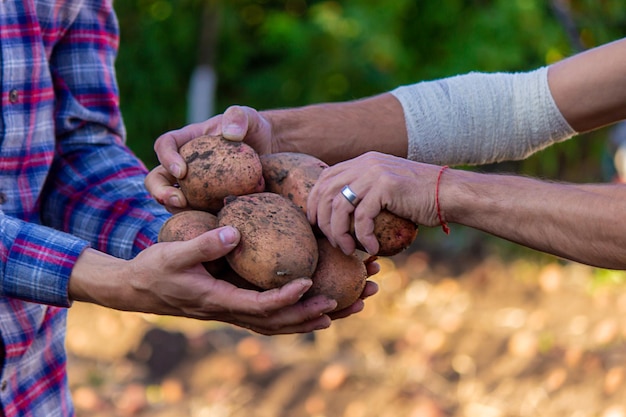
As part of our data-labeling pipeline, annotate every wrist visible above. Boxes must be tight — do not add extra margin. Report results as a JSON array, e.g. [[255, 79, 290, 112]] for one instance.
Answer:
[[261, 108, 300, 155], [436, 168, 484, 226], [69, 248, 128, 306]]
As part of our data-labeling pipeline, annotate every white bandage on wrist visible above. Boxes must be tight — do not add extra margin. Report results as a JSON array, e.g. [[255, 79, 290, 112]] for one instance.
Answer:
[[391, 67, 577, 165]]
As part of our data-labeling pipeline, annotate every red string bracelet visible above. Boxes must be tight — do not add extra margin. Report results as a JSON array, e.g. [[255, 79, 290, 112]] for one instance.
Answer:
[[435, 165, 450, 235]]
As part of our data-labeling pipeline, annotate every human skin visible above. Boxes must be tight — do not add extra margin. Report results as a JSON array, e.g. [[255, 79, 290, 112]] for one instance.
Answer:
[[69, 225, 380, 335], [146, 38, 626, 269]]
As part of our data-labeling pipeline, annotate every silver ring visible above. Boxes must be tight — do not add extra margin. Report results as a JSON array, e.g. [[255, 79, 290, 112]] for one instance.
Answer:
[[341, 185, 359, 206]]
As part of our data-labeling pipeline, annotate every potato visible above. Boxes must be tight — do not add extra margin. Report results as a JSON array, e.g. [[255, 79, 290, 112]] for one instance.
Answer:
[[217, 192, 319, 289], [157, 210, 228, 277], [178, 135, 265, 213], [305, 237, 367, 311], [158, 210, 218, 243], [351, 210, 419, 257], [260, 152, 329, 213], [260, 151, 418, 256]]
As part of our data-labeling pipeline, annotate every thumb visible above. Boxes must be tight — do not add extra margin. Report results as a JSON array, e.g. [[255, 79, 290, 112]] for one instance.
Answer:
[[167, 226, 240, 268], [222, 106, 249, 141]]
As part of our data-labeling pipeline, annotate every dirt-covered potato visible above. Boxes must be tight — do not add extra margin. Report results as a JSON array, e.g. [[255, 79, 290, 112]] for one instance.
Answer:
[[217, 192, 319, 289], [178, 135, 265, 213], [305, 237, 367, 311], [260, 151, 418, 256], [157, 210, 228, 276], [351, 210, 419, 257], [158, 210, 219, 243], [260, 152, 329, 214]]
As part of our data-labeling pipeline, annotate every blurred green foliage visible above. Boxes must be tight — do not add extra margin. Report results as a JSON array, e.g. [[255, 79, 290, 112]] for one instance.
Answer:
[[114, 0, 625, 177]]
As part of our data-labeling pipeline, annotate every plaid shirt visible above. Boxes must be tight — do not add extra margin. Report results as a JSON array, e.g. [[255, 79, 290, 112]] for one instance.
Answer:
[[0, 1, 169, 415]]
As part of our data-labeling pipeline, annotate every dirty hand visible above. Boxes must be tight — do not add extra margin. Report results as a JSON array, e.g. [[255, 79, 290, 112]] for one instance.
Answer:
[[308, 152, 442, 255], [146, 105, 274, 213], [70, 226, 380, 335]]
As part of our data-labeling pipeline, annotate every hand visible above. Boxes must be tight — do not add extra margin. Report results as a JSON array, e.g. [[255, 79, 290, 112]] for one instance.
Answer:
[[308, 152, 442, 255], [146, 106, 274, 212], [70, 226, 340, 335]]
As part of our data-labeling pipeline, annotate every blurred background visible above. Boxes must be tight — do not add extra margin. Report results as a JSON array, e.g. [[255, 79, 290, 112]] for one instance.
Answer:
[[67, 1, 626, 416]]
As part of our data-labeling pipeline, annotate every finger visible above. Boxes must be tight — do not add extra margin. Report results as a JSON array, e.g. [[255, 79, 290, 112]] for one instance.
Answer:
[[145, 165, 187, 211], [330, 192, 357, 255], [328, 300, 365, 320], [306, 174, 322, 226], [192, 277, 312, 318], [244, 277, 317, 313], [364, 258, 381, 276], [360, 280, 379, 299], [352, 199, 380, 255], [309, 173, 349, 247], [229, 294, 338, 334], [154, 119, 221, 179], [163, 226, 241, 269], [240, 314, 332, 336], [310, 190, 336, 247], [221, 106, 250, 141]]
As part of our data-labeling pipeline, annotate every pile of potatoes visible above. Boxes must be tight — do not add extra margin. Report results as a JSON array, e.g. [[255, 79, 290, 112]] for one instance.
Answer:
[[158, 135, 418, 311]]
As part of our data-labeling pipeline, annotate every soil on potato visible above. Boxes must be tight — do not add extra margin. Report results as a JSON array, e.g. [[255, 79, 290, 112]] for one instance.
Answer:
[[67, 227, 626, 417]]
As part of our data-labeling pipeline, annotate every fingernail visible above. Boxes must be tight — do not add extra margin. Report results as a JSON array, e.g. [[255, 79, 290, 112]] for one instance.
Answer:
[[296, 278, 313, 298], [223, 124, 244, 139], [323, 299, 338, 313], [219, 227, 238, 245], [170, 163, 182, 179], [168, 195, 182, 208], [315, 320, 331, 331]]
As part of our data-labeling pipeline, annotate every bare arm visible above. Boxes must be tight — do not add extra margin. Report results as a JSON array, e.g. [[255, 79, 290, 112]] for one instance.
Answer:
[[442, 169, 626, 269], [68, 228, 340, 335], [264, 38, 626, 165], [150, 37, 626, 178], [549, 38, 626, 132], [262, 94, 408, 165], [307, 152, 626, 269]]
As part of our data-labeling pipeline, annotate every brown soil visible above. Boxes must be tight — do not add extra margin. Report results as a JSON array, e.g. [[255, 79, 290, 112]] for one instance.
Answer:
[[67, 229, 626, 417]]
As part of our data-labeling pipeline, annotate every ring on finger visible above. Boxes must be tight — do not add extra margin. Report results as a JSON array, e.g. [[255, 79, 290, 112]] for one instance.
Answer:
[[341, 185, 359, 207]]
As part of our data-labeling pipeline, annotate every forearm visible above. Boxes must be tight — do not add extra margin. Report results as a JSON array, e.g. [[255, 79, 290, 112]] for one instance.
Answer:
[[42, 142, 169, 258], [43, 0, 170, 257], [549, 37, 626, 132], [441, 170, 626, 269], [262, 93, 408, 165], [68, 248, 132, 308], [0, 212, 89, 306]]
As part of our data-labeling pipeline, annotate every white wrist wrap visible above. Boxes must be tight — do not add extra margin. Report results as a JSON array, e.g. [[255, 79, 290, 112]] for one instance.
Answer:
[[390, 67, 577, 165]]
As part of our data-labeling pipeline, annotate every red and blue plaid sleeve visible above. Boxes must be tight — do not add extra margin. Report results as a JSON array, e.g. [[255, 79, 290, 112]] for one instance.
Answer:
[[0, 212, 88, 307], [0, 1, 170, 414], [40, 2, 169, 260], [0, 0, 169, 306]]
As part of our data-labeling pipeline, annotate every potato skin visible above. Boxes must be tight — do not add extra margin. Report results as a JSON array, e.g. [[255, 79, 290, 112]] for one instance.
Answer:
[[178, 135, 265, 213], [260, 152, 418, 256], [351, 210, 419, 257], [157, 210, 229, 277], [305, 237, 367, 311], [217, 192, 319, 289], [260, 152, 329, 214], [158, 210, 219, 243], [261, 152, 418, 256]]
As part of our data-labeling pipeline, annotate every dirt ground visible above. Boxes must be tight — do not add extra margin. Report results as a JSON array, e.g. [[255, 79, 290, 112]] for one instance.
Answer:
[[66, 228, 626, 417]]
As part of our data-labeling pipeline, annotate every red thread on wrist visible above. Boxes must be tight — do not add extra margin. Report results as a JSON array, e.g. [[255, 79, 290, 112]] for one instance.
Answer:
[[435, 165, 450, 235]]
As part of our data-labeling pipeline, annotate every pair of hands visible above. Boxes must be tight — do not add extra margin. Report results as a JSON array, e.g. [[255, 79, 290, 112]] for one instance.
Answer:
[[147, 106, 442, 254], [138, 106, 442, 335]]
